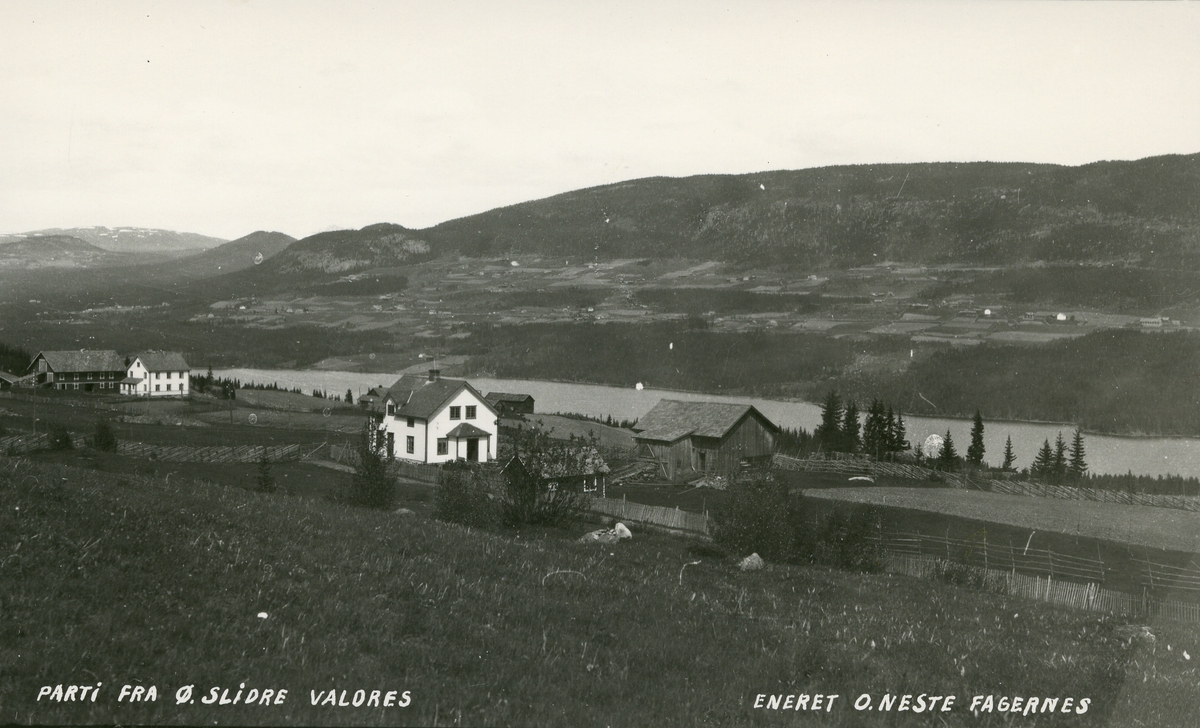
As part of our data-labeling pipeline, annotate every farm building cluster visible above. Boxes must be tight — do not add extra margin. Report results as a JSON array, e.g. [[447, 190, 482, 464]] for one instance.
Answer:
[[0, 348, 191, 397]]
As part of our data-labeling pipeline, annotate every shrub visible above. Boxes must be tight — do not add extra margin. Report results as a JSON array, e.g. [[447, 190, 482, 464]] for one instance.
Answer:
[[436, 461, 498, 528], [711, 470, 811, 563], [499, 457, 586, 528], [256, 448, 277, 494], [93, 420, 117, 453], [497, 425, 591, 529], [348, 421, 395, 510], [47, 424, 72, 451], [812, 505, 884, 573]]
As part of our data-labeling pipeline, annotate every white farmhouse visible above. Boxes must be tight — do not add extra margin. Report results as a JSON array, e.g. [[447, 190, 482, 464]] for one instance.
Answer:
[[374, 370, 499, 463], [122, 351, 191, 397]]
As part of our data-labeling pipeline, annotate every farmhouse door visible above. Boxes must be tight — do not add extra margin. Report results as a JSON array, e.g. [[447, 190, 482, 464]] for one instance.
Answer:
[[467, 438, 479, 461]]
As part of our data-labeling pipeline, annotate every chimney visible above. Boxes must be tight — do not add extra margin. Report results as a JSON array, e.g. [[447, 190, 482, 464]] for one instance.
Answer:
[[428, 369, 440, 382]]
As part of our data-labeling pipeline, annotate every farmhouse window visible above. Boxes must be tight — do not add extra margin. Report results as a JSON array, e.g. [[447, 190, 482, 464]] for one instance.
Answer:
[[74, 373, 79, 381], [155, 385, 160, 392], [466, 405, 476, 419], [87, 373, 93, 380], [449, 406, 461, 420], [73, 383, 79, 390], [437, 438, 448, 455], [167, 384, 172, 391], [406, 436, 415, 454], [407, 417, 415, 427]]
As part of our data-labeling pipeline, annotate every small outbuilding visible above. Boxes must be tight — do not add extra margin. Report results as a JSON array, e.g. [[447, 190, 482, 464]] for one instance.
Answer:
[[485, 392, 535, 415], [632, 399, 778, 481]]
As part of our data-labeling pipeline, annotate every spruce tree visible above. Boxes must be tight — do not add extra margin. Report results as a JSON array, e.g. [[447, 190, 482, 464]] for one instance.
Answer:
[[888, 408, 908, 456], [1001, 435, 1016, 470], [966, 410, 986, 467], [1052, 432, 1068, 481], [815, 391, 843, 452], [1068, 429, 1087, 480], [841, 400, 861, 454], [1032, 439, 1054, 479], [863, 399, 885, 458], [345, 388, 354, 405], [937, 430, 958, 470]]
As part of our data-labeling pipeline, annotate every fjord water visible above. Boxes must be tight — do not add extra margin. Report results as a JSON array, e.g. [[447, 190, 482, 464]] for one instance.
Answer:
[[214, 368, 1200, 479]]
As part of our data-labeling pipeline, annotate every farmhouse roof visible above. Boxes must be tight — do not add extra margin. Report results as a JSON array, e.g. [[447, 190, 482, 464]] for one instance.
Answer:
[[445, 423, 491, 438], [632, 399, 778, 443], [133, 351, 190, 372], [32, 350, 124, 373], [120, 376, 143, 385], [0, 370, 22, 384], [380, 374, 497, 420], [485, 392, 534, 403]]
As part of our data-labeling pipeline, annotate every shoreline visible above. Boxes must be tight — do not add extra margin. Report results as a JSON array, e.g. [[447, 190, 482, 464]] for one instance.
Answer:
[[220, 365, 1197, 442]]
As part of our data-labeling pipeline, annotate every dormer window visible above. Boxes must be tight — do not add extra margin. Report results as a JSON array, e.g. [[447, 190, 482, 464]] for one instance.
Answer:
[[386, 402, 395, 416]]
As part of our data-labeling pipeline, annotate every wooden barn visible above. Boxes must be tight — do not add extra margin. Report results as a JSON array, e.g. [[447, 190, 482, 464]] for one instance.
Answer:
[[632, 399, 778, 481], [485, 392, 535, 416]]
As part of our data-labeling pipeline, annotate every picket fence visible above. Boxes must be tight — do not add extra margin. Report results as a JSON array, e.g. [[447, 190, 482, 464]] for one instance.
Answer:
[[586, 496, 710, 536], [116, 441, 301, 463]]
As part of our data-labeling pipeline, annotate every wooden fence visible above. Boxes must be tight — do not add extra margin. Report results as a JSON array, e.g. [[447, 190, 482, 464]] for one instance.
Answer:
[[388, 459, 446, 485], [116, 441, 301, 463], [0, 432, 50, 455], [586, 496, 710, 536], [884, 552, 1200, 623]]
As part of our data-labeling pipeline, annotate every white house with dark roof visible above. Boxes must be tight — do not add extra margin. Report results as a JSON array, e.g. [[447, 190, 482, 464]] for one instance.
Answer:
[[374, 369, 499, 463], [122, 351, 190, 397], [632, 399, 778, 480], [27, 350, 126, 391]]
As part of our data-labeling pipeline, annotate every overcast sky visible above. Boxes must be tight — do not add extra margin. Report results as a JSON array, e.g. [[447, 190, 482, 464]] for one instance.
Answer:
[[2, 1, 1197, 240]]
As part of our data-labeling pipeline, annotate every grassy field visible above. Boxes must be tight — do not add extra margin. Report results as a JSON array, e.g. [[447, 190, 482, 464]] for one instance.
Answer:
[[4, 458, 1200, 726]]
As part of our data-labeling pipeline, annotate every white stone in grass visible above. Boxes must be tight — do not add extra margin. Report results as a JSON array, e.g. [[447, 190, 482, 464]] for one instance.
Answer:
[[394, 508, 415, 516], [613, 523, 632, 540], [739, 553, 764, 571], [257, 612, 268, 619]]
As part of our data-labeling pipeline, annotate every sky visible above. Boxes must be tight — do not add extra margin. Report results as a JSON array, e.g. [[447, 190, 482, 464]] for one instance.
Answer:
[[2, 0, 1198, 241]]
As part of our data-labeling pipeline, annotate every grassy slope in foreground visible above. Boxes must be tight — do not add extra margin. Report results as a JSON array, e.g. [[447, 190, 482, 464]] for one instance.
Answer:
[[3, 461, 1200, 726]]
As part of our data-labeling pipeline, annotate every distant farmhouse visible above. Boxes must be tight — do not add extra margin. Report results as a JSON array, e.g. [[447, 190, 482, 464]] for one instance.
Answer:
[[356, 386, 388, 408], [122, 351, 191, 397], [485, 391, 535, 416], [374, 370, 499, 464], [28, 350, 126, 391], [632, 399, 778, 481]]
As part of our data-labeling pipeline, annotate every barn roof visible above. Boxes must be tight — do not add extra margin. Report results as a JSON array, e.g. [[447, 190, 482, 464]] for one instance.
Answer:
[[632, 399, 778, 442], [133, 351, 190, 371], [485, 392, 534, 403], [33, 350, 124, 373], [380, 375, 497, 420], [0, 370, 22, 384]]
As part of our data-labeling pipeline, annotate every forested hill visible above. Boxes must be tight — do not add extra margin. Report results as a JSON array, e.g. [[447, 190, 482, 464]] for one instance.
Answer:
[[420, 153, 1200, 268]]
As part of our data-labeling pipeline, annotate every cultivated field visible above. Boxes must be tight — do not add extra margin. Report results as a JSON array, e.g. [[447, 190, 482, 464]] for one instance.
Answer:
[[807, 487, 1200, 553]]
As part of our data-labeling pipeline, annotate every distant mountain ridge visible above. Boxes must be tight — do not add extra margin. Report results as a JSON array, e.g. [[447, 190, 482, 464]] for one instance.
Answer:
[[416, 152, 1200, 268], [0, 235, 148, 270], [0, 227, 226, 253]]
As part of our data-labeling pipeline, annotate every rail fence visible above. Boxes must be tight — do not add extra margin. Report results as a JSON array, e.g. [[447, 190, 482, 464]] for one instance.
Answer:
[[586, 496, 710, 536], [116, 441, 302, 463], [0, 432, 50, 455], [885, 552, 1200, 624]]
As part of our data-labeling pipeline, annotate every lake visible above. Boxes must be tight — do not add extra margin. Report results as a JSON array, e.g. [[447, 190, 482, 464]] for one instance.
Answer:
[[212, 368, 1200, 480]]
